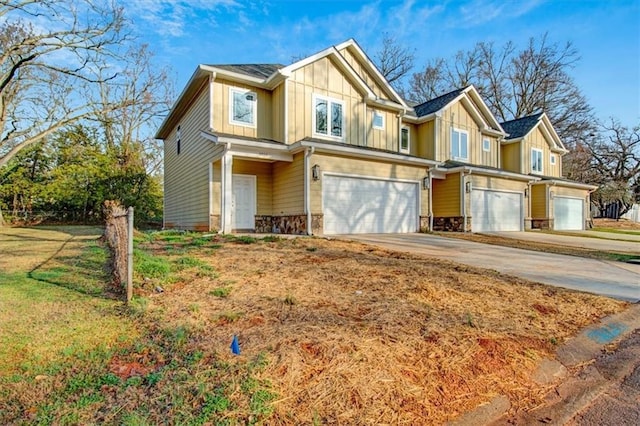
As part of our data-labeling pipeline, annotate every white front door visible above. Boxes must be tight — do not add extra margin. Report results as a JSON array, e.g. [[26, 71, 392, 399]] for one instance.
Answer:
[[231, 174, 256, 230]]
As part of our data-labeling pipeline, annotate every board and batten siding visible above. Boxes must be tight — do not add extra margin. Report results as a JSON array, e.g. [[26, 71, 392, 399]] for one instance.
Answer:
[[366, 107, 399, 151], [309, 153, 428, 216], [164, 86, 217, 230], [212, 78, 273, 139], [416, 120, 435, 160], [436, 101, 499, 167], [338, 47, 392, 100], [500, 143, 522, 174], [272, 153, 305, 214], [286, 57, 365, 145], [526, 127, 561, 177], [531, 184, 547, 218], [271, 83, 286, 142], [432, 173, 461, 217], [232, 159, 273, 215]]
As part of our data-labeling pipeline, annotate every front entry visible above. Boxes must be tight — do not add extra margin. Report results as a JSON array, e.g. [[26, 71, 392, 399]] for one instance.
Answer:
[[231, 174, 256, 230]]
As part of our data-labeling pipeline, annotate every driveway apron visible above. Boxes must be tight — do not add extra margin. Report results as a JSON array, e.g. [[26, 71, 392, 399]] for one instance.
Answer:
[[341, 234, 640, 302]]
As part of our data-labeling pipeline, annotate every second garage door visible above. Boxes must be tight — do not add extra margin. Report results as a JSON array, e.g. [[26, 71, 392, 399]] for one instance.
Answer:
[[554, 197, 584, 230], [471, 189, 523, 232], [323, 175, 419, 234]]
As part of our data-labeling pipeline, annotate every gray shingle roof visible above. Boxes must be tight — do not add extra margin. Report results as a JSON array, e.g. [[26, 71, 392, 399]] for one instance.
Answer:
[[414, 87, 466, 117], [208, 64, 284, 79], [500, 113, 543, 139]]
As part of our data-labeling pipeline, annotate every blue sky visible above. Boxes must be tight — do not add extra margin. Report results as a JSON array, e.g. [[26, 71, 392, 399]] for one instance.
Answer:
[[125, 0, 640, 127]]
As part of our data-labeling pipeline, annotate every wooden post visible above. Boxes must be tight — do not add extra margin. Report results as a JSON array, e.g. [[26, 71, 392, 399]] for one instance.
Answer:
[[126, 206, 134, 303]]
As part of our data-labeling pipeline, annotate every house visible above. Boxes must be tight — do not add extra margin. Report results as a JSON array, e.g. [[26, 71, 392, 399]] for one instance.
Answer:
[[500, 113, 596, 230], [155, 39, 594, 235]]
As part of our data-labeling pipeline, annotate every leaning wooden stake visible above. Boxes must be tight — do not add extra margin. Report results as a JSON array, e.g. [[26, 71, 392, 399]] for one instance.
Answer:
[[126, 207, 134, 303]]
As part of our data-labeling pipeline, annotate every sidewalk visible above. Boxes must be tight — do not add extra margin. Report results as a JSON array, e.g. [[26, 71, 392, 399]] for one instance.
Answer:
[[450, 304, 640, 425]]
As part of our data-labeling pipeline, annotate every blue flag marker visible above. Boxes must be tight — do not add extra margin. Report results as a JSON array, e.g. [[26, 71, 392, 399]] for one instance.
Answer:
[[230, 334, 241, 355]]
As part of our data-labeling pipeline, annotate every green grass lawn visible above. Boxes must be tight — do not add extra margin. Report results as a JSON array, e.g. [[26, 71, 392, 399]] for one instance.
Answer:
[[0, 227, 275, 425]]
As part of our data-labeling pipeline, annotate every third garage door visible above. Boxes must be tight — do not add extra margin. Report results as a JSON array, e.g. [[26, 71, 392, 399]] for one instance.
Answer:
[[323, 175, 419, 234], [471, 189, 523, 232]]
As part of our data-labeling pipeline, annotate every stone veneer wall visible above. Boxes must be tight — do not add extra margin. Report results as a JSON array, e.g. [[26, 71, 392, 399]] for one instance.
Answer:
[[432, 216, 470, 232], [419, 216, 431, 233], [253, 214, 325, 235], [531, 219, 552, 230]]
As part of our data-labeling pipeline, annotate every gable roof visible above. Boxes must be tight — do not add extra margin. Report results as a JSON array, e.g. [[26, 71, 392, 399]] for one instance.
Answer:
[[500, 112, 567, 153], [414, 87, 466, 117], [208, 64, 284, 79], [500, 113, 544, 140]]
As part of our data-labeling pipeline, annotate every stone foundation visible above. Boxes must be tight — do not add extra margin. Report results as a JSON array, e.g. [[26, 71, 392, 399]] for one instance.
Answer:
[[251, 214, 325, 235], [432, 216, 471, 232], [531, 219, 552, 230]]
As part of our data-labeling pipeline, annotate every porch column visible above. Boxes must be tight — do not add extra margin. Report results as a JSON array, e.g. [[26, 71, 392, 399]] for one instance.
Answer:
[[221, 151, 233, 233]]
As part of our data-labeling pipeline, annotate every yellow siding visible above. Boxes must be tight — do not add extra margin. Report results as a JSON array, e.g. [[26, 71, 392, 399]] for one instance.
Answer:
[[164, 87, 218, 230], [531, 185, 546, 218], [471, 175, 527, 192], [232, 160, 273, 215], [501, 143, 522, 174], [438, 101, 494, 166], [416, 120, 435, 160], [272, 153, 304, 214], [525, 127, 560, 177], [211, 161, 221, 215], [271, 83, 285, 142], [212, 78, 273, 139], [432, 173, 461, 217], [480, 135, 500, 168], [404, 123, 419, 157], [366, 107, 399, 151], [309, 153, 428, 215], [287, 56, 364, 145], [338, 47, 392, 100]]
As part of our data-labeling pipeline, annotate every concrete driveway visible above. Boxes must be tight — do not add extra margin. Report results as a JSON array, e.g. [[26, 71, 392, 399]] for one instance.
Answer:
[[341, 233, 640, 302], [488, 231, 640, 253]]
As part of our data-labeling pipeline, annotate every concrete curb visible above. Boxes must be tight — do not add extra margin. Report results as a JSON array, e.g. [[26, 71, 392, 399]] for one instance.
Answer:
[[452, 303, 640, 425]]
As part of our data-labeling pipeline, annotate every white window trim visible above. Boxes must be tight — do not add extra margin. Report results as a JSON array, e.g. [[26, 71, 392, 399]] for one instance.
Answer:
[[550, 153, 557, 165], [531, 148, 543, 174], [229, 87, 257, 128], [400, 127, 410, 153], [312, 93, 345, 141], [451, 127, 469, 161], [483, 137, 490, 152], [372, 111, 384, 130]]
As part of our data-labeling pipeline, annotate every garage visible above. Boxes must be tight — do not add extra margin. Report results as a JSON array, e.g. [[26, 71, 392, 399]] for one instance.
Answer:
[[471, 189, 523, 232], [554, 197, 584, 230], [322, 174, 419, 234]]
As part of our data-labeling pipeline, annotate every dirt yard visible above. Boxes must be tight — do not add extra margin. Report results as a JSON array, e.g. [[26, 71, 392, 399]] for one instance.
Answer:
[[137, 233, 628, 424], [593, 218, 640, 231]]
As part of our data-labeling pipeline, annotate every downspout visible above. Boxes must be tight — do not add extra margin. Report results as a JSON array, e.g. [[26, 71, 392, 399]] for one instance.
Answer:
[[462, 169, 473, 232], [219, 142, 232, 234], [526, 180, 532, 230], [304, 147, 315, 235], [428, 168, 434, 232]]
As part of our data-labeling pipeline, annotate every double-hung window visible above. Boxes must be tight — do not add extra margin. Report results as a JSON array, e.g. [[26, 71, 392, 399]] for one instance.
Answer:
[[313, 94, 344, 140], [531, 148, 543, 174], [229, 87, 257, 127], [451, 128, 468, 160]]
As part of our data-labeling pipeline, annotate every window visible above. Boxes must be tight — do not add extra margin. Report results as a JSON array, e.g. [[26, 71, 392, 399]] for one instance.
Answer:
[[372, 111, 384, 130], [176, 125, 181, 155], [531, 148, 543, 173], [313, 94, 344, 139], [451, 128, 469, 160], [550, 154, 557, 165], [229, 87, 257, 127], [400, 127, 410, 153], [483, 138, 490, 152]]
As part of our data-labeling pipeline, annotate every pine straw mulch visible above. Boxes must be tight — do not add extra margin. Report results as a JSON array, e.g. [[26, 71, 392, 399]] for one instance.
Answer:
[[138, 236, 628, 425]]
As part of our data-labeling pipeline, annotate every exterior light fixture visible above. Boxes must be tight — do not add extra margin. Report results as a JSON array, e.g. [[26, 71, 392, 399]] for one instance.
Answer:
[[465, 181, 472, 193], [422, 176, 430, 190], [312, 164, 320, 181]]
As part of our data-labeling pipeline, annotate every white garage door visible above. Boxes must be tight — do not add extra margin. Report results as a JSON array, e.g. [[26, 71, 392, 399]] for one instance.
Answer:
[[554, 197, 584, 230], [323, 175, 419, 234], [471, 190, 523, 232]]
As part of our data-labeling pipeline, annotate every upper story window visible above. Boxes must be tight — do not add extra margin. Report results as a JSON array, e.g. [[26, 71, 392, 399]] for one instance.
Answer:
[[483, 138, 490, 152], [176, 125, 181, 155], [313, 94, 344, 140], [550, 153, 557, 165], [372, 111, 384, 130], [451, 128, 468, 161], [229, 87, 257, 127], [400, 127, 410, 153], [531, 148, 543, 174]]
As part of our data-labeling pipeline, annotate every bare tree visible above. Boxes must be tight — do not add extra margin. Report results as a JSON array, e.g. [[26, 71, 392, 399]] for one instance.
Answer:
[[0, 0, 127, 169], [374, 33, 415, 91], [587, 119, 640, 217]]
